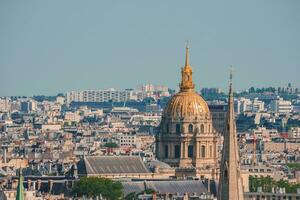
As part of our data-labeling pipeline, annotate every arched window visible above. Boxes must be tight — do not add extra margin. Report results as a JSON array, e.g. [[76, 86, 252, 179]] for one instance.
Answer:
[[201, 145, 206, 158], [176, 124, 181, 134], [188, 145, 194, 158], [175, 145, 180, 158], [164, 145, 169, 158], [188, 124, 193, 133], [200, 124, 204, 133]]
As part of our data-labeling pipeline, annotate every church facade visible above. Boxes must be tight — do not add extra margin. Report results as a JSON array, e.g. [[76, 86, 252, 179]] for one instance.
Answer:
[[156, 46, 219, 179]]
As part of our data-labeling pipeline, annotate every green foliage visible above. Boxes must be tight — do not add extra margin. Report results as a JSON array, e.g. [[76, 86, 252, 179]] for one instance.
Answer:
[[104, 142, 119, 148], [287, 163, 300, 170], [72, 177, 123, 199], [249, 175, 300, 193]]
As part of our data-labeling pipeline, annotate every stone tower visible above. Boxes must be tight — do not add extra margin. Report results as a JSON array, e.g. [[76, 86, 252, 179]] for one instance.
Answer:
[[218, 71, 244, 200], [156, 45, 219, 179]]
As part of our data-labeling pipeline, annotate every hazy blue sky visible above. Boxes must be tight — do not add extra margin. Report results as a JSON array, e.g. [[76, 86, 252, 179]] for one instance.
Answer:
[[1, 0, 299, 96]]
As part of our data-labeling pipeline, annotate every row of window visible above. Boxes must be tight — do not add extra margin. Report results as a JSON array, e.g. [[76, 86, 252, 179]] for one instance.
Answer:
[[166, 124, 206, 134], [164, 145, 213, 158]]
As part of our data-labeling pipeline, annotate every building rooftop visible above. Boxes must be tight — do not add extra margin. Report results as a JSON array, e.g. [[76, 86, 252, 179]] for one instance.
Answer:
[[77, 156, 150, 175]]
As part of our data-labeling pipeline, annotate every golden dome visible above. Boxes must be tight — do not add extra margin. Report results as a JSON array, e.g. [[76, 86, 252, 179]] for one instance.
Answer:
[[163, 45, 210, 120], [163, 91, 210, 119]]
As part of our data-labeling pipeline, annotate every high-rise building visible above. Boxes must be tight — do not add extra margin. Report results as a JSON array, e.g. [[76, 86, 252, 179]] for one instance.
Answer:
[[270, 97, 292, 114], [218, 73, 244, 200], [235, 98, 264, 114], [156, 46, 219, 179], [20, 100, 37, 113], [0, 98, 11, 112], [201, 88, 222, 95], [66, 88, 137, 104]]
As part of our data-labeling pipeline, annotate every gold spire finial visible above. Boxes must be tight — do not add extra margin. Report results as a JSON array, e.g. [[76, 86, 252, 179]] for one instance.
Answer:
[[185, 40, 190, 67], [179, 43, 195, 91]]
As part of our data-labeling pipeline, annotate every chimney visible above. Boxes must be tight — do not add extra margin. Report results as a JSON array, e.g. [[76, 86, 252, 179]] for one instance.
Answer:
[[48, 161, 52, 174], [37, 179, 42, 191], [183, 192, 189, 200], [3, 147, 7, 163], [65, 180, 68, 190], [48, 180, 53, 193], [27, 179, 31, 191], [207, 179, 210, 194], [12, 179, 18, 189], [32, 181, 36, 191], [152, 192, 157, 200]]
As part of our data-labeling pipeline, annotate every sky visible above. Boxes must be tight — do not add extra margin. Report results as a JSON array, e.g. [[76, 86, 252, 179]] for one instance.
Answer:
[[0, 0, 299, 96]]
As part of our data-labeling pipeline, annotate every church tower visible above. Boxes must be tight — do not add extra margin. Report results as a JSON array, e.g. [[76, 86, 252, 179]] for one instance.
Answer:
[[156, 45, 219, 179], [218, 71, 244, 200]]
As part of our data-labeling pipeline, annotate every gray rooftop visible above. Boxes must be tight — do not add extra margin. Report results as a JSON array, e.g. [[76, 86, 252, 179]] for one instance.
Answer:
[[78, 156, 150, 175], [122, 180, 209, 196]]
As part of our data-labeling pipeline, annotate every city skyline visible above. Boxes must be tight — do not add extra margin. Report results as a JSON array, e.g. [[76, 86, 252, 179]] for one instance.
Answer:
[[1, 0, 300, 96]]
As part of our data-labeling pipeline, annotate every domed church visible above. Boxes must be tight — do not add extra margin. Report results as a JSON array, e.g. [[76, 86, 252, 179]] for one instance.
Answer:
[[156, 46, 219, 179]]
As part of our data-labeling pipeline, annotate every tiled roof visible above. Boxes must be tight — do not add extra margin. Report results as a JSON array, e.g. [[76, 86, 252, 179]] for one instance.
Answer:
[[122, 180, 208, 196], [77, 156, 150, 175]]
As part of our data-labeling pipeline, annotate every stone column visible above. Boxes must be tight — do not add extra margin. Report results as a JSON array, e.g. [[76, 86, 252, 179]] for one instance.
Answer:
[[184, 141, 188, 158], [196, 141, 200, 159]]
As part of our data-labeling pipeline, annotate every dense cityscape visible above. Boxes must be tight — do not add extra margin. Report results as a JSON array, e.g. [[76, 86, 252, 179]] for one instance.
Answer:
[[2, 1, 300, 199], [1, 47, 300, 199]]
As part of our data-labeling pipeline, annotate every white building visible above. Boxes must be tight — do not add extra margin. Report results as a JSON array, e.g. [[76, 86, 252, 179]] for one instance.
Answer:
[[136, 84, 170, 98], [66, 88, 137, 104], [56, 96, 65, 104], [0, 98, 11, 112], [64, 112, 81, 122], [114, 133, 137, 148], [236, 98, 264, 114], [289, 127, 300, 138], [270, 97, 292, 114]]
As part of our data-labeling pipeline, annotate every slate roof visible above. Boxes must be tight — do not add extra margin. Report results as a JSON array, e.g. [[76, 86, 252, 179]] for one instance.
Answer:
[[122, 180, 209, 196], [77, 156, 150, 175]]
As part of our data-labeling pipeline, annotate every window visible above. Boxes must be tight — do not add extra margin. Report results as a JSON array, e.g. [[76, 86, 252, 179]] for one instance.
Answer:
[[188, 145, 194, 158], [201, 124, 204, 133], [201, 145, 206, 158], [175, 145, 180, 158], [166, 124, 169, 133], [188, 124, 193, 133], [176, 124, 181, 134], [164, 145, 169, 158]]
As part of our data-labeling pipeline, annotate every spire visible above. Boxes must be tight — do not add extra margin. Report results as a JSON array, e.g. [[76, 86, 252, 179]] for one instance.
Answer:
[[179, 42, 195, 91], [218, 68, 244, 200], [185, 41, 190, 67], [16, 168, 25, 200]]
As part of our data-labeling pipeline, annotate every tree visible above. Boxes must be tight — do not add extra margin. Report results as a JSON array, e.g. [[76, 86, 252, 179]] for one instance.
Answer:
[[249, 176, 300, 193], [104, 142, 119, 148], [72, 177, 123, 199]]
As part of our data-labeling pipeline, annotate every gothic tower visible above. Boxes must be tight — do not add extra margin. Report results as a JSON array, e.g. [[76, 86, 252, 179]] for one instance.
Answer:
[[156, 45, 219, 179], [218, 72, 244, 200]]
